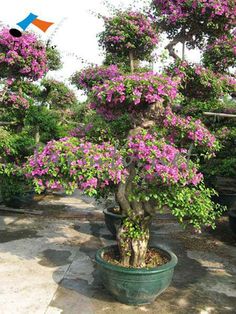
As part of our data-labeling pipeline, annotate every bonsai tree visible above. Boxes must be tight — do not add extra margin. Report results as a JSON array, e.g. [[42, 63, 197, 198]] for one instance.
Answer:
[[152, 0, 236, 56], [202, 31, 236, 73], [25, 10, 224, 268], [0, 27, 78, 205], [98, 10, 159, 72], [0, 28, 49, 204], [151, 0, 236, 196]]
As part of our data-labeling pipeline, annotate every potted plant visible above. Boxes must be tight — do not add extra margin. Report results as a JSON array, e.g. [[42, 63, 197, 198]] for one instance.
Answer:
[[24, 8, 227, 304], [25, 103, 225, 305]]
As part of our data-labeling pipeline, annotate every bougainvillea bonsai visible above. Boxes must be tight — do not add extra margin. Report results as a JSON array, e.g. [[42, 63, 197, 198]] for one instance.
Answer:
[[152, 0, 236, 197], [25, 10, 225, 271], [98, 10, 158, 72], [23, 6, 229, 304], [152, 0, 236, 54], [26, 77, 224, 265], [0, 27, 78, 206], [202, 32, 236, 73]]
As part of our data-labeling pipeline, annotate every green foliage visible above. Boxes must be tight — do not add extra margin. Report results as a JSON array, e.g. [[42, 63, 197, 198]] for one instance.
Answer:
[[0, 164, 30, 208], [179, 96, 236, 181], [122, 217, 147, 239], [24, 106, 66, 142], [202, 34, 236, 73], [81, 110, 131, 145], [201, 125, 236, 179], [46, 46, 63, 71], [103, 53, 131, 73], [41, 78, 78, 109], [148, 183, 225, 230], [179, 99, 223, 118], [0, 128, 35, 163]]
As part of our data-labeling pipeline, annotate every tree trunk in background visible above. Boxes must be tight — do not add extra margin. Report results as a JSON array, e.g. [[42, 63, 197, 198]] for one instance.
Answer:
[[35, 125, 40, 144], [129, 51, 134, 74], [182, 41, 185, 61]]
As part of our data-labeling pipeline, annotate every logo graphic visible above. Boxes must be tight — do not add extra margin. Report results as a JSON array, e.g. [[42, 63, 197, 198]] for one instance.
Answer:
[[10, 13, 54, 37]]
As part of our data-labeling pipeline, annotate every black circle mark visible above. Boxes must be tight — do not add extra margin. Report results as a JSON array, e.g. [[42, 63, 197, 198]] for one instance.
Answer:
[[9, 28, 22, 38]]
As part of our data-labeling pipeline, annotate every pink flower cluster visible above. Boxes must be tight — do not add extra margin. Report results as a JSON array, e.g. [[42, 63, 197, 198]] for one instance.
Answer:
[[168, 61, 236, 100], [71, 65, 121, 92], [25, 137, 128, 195], [153, 0, 236, 27], [99, 11, 158, 59], [0, 92, 30, 110], [69, 123, 93, 138], [163, 107, 218, 150], [91, 72, 180, 120], [207, 34, 236, 53], [127, 131, 203, 186], [203, 33, 236, 71], [0, 28, 48, 80]]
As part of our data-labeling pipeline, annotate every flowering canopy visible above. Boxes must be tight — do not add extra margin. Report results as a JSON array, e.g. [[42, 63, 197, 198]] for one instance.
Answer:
[[98, 11, 158, 60], [0, 92, 30, 110], [127, 130, 203, 186], [163, 107, 219, 152], [71, 65, 121, 92], [153, 0, 236, 48], [0, 28, 47, 80], [202, 32, 236, 73], [25, 137, 128, 196], [167, 61, 236, 100], [90, 72, 180, 120], [26, 131, 205, 195]]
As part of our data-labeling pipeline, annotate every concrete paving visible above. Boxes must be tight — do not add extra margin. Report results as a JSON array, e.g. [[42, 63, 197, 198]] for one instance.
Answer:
[[0, 193, 235, 314]]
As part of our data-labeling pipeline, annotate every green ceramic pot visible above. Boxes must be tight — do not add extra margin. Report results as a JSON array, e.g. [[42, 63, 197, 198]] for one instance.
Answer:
[[95, 245, 178, 305]]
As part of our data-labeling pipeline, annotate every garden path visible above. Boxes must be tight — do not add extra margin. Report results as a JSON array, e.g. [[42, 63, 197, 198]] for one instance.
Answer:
[[0, 192, 235, 314]]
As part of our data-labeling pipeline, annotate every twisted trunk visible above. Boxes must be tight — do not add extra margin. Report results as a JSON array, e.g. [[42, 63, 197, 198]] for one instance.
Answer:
[[164, 30, 193, 61], [131, 228, 150, 267], [117, 218, 150, 267], [114, 112, 159, 266], [115, 163, 153, 267]]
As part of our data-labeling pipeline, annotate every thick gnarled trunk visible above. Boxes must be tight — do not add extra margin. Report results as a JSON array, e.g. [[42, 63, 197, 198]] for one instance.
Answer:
[[117, 221, 150, 267], [114, 119, 156, 267], [131, 228, 149, 267]]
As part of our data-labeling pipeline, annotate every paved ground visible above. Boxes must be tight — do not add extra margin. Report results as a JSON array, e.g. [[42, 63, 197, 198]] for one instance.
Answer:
[[0, 192, 235, 314]]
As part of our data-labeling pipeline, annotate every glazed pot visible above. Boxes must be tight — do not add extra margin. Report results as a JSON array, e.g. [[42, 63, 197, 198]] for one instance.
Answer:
[[229, 210, 236, 235], [3, 191, 35, 209], [95, 245, 178, 305], [103, 207, 125, 237]]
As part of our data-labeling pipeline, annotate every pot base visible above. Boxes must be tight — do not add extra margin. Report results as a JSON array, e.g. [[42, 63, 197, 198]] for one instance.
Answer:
[[95, 245, 178, 305]]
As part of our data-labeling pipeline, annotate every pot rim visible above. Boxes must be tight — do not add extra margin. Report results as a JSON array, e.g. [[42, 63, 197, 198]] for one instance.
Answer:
[[95, 245, 178, 274], [103, 207, 126, 218]]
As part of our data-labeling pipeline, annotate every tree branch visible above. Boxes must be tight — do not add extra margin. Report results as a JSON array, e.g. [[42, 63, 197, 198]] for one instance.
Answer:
[[165, 37, 181, 60], [116, 182, 132, 215]]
